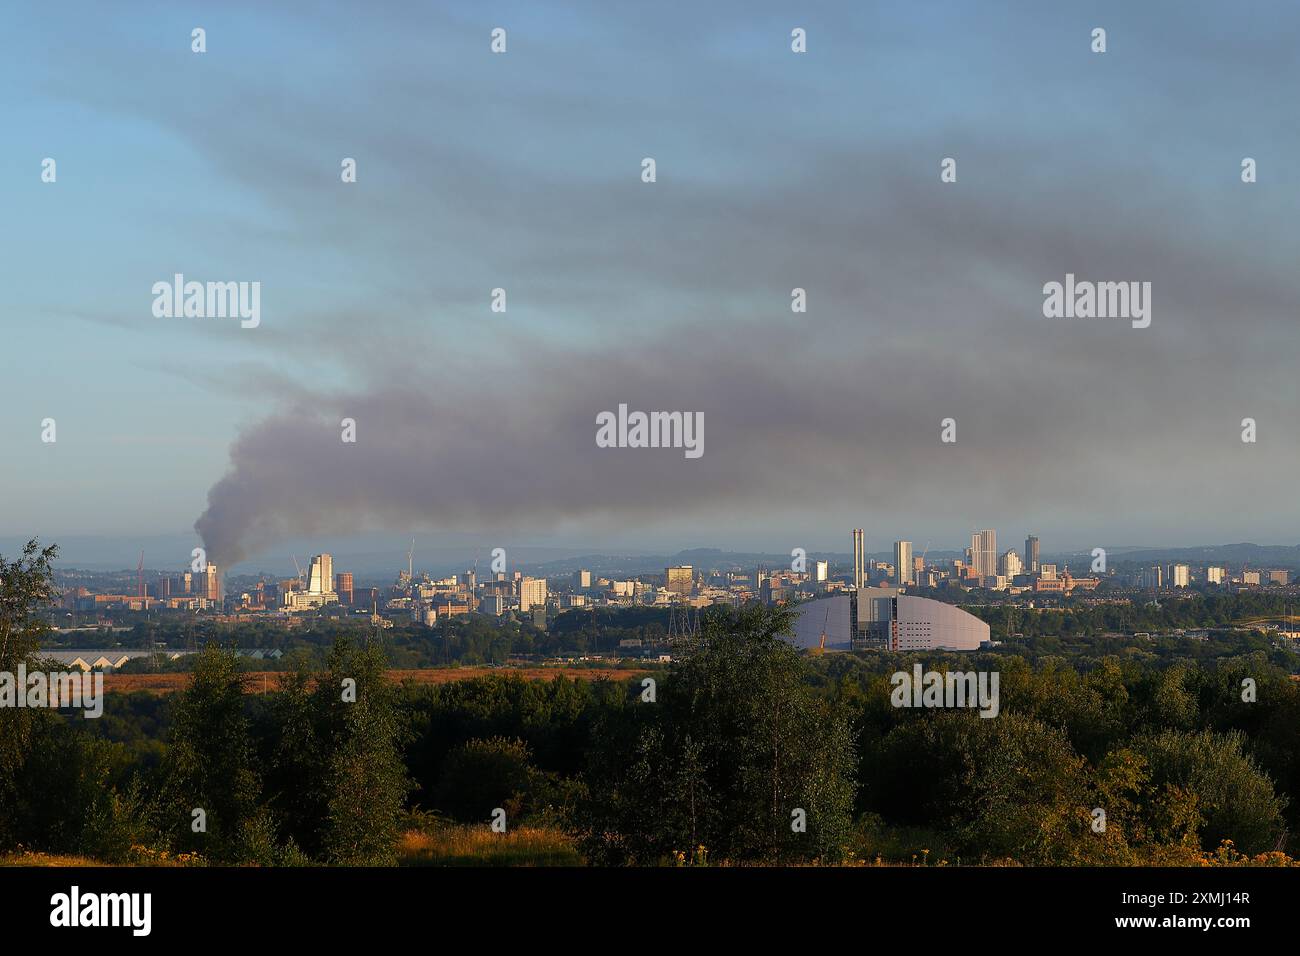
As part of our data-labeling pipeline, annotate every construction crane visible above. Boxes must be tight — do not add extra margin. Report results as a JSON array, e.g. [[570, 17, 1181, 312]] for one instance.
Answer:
[[291, 555, 305, 588], [407, 538, 415, 582], [137, 551, 144, 598], [811, 602, 831, 656]]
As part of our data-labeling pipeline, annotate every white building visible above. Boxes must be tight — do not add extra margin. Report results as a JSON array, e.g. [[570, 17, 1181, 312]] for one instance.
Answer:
[[894, 541, 914, 586], [971, 530, 997, 580], [998, 549, 1022, 577], [788, 591, 989, 653], [519, 576, 548, 612]]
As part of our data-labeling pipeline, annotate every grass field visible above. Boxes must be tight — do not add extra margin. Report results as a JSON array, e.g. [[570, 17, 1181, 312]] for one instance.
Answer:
[[103, 666, 651, 695], [398, 825, 583, 867]]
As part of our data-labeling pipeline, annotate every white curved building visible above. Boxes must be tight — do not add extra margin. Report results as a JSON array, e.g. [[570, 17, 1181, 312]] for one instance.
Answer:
[[788, 590, 989, 652], [891, 594, 989, 651]]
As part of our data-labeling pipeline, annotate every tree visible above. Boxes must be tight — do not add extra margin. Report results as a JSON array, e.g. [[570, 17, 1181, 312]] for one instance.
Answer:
[[582, 604, 856, 864], [0, 539, 59, 846], [435, 737, 535, 823], [263, 637, 410, 865], [158, 644, 262, 862], [1129, 729, 1286, 854]]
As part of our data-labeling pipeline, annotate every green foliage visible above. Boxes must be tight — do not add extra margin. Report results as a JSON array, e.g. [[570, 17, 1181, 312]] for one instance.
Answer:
[[435, 737, 536, 823], [267, 638, 412, 865], [1127, 729, 1286, 854], [0, 540, 59, 813], [581, 604, 857, 864], [157, 644, 261, 862]]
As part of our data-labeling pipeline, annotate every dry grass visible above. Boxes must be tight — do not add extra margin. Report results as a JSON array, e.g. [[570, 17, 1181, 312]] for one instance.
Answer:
[[105, 666, 650, 695], [399, 825, 583, 867], [0, 851, 105, 867]]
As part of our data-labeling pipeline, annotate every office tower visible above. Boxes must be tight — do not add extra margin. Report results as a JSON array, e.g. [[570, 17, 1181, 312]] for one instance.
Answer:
[[307, 554, 334, 595], [971, 530, 997, 580], [812, 560, 828, 583], [999, 549, 1023, 577], [1025, 535, 1040, 574], [335, 572, 354, 605], [182, 571, 193, 594], [573, 569, 592, 590], [198, 563, 221, 601], [665, 566, 694, 595], [519, 576, 548, 612], [852, 529, 865, 590], [894, 540, 913, 586]]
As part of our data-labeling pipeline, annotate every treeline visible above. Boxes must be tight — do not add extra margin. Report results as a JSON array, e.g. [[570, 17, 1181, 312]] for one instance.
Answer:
[[20, 625, 1300, 867], [967, 591, 1300, 638], [814, 648, 1300, 863], [2, 639, 408, 865], [99, 607, 679, 672]]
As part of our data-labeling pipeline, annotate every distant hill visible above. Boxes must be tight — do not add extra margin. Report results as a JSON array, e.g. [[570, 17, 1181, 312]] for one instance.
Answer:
[[1104, 543, 1300, 570]]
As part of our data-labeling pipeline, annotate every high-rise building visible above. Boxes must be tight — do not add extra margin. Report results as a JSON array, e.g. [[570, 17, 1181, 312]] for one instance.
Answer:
[[998, 549, 1023, 577], [519, 576, 548, 612], [1025, 535, 1040, 574], [894, 541, 913, 586], [852, 529, 865, 590], [335, 572, 354, 605], [971, 530, 997, 580], [1170, 564, 1191, 588], [665, 566, 694, 595], [811, 560, 829, 583], [573, 569, 592, 590], [306, 554, 334, 595], [1206, 566, 1225, 585], [197, 563, 222, 602]]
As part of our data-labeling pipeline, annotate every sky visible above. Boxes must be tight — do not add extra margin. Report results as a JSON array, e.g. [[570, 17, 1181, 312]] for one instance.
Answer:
[[2, 1, 1298, 571]]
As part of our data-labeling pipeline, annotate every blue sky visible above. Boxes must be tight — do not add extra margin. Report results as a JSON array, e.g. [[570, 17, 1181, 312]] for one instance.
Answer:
[[3, 1, 1298, 570]]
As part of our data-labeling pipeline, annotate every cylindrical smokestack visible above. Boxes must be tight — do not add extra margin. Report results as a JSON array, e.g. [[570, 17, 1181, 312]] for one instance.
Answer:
[[852, 529, 864, 590]]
